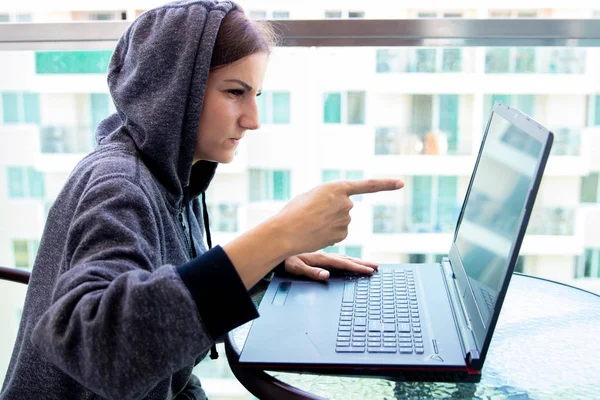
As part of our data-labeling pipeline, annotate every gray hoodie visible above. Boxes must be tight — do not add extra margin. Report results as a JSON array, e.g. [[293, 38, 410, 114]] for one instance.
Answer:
[[0, 1, 258, 399]]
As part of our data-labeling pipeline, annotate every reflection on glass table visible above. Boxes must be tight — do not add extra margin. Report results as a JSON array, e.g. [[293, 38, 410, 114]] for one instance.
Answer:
[[226, 274, 600, 400]]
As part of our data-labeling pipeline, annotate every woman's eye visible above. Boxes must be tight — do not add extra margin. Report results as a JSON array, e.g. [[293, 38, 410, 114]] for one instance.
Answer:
[[227, 89, 245, 97]]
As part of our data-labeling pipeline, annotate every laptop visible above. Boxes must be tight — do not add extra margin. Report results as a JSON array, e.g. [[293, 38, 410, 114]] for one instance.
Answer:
[[238, 102, 554, 382]]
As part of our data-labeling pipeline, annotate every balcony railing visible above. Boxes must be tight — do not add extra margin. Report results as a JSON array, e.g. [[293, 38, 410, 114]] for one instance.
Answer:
[[527, 206, 576, 236], [372, 204, 576, 236], [550, 127, 581, 156], [374, 126, 472, 156], [485, 47, 587, 74], [373, 204, 460, 234], [2, 19, 600, 49], [376, 48, 472, 73]]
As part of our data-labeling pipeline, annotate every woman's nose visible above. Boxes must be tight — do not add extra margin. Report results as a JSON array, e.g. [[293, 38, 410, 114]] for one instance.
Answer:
[[240, 99, 261, 130]]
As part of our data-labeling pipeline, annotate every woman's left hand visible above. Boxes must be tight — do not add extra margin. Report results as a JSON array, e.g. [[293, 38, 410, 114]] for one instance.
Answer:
[[283, 251, 378, 281]]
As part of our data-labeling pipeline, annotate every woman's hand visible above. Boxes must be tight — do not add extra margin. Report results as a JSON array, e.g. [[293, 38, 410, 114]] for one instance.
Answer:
[[283, 251, 379, 281], [275, 179, 403, 256]]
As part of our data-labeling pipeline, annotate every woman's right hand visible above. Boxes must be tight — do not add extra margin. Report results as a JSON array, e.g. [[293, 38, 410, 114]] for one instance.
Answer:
[[275, 179, 404, 255]]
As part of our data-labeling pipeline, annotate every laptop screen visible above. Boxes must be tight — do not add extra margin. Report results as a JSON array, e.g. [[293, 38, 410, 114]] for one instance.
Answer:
[[454, 110, 543, 326]]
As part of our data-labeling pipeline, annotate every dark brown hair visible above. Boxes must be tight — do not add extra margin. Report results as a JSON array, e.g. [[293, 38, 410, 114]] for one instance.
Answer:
[[210, 10, 278, 70]]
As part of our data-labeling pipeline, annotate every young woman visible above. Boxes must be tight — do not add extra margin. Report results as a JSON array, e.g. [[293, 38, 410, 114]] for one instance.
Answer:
[[0, 1, 403, 399]]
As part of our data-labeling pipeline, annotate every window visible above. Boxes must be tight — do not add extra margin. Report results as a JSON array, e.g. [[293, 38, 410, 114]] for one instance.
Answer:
[[0, 13, 32, 22], [410, 94, 461, 154], [347, 92, 365, 124], [581, 173, 599, 203], [257, 91, 291, 124], [323, 245, 363, 258], [91, 93, 113, 131], [40, 93, 113, 154], [83, 11, 126, 20], [417, 11, 463, 18], [249, 169, 291, 202], [486, 47, 536, 73], [12, 239, 39, 270], [377, 47, 462, 74], [489, 11, 511, 18], [323, 92, 365, 124], [325, 10, 363, 18], [36, 51, 113, 74], [15, 13, 32, 22], [325, 10, 342, 19], [348, 11, 365, 19], [489, 9, 539, 18], [323, 93, 342, 123], [410, 176, 458, 233], [594, 94, 600, 126], [249, 10, 267, 20], [1, 92, 40, 124], [6, 167, 45, 199], [272, 11, 289, 19], [577, 249, 600, 278], [442, 49, 462, 72], [322, 170, 364, 200], [439, 95, 459, 151], [208, 204, 238, 232], [373, 205, 403, 233]]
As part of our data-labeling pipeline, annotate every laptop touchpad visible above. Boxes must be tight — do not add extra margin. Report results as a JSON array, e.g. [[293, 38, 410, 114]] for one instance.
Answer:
[[274, 281, 332, 306]]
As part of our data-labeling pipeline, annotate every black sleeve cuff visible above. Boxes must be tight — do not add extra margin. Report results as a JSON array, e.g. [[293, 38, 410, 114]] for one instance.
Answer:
[[273, 260, 286, 275], [176, 246, 259, 340]]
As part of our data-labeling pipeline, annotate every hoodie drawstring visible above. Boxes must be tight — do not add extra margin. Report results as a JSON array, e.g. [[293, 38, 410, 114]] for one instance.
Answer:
[[200, 192, 218, 360]]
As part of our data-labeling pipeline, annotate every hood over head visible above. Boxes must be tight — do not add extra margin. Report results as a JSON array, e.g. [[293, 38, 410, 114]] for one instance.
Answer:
[[98, 0, 240, 201]]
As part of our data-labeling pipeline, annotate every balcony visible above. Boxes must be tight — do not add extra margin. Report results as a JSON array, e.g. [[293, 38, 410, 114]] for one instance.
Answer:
[[485, 47, 586, 74], [376, 48, 474, 74], [374, 126, 472, 156], [372, 203, 460, 234], [527, 206, 576, 236], [40, 125, 95, 154], [550, 127, 581, 156]]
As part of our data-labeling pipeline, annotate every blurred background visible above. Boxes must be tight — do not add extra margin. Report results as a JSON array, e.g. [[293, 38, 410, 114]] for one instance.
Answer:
[[1, 1, 599, 398]]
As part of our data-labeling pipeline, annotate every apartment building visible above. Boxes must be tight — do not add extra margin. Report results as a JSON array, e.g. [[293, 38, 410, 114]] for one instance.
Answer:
[[1, 1, 599, 395]]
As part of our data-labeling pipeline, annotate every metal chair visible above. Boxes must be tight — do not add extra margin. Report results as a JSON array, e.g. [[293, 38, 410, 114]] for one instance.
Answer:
[[0, 266, 30, 285]]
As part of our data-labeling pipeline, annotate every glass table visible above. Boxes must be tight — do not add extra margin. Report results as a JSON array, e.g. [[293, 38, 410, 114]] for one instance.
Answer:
[[225, 274, 600, 399]]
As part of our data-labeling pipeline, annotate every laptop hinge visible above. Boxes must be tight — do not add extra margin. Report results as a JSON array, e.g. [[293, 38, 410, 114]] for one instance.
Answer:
[[441, 258, 480, 364]]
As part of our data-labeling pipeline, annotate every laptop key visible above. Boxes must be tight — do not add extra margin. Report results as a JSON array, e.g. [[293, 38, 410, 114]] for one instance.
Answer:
[[343, 281, 356, 303], [368, 320, 382, 332], [368, 347, 396, 353], [397, 323, 411, 332], [336, 347, 365, 353]]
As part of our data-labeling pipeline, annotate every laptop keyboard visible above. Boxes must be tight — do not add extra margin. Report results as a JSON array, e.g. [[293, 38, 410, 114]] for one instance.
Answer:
[[336, 269, 424, 354]]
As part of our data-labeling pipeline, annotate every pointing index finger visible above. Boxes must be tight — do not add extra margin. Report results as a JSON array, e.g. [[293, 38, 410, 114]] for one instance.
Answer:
[[344, 179, 404, 196]]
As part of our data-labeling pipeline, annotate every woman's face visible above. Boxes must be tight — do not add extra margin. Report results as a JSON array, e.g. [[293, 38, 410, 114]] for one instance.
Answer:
[[194, 52, 269, 164]]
